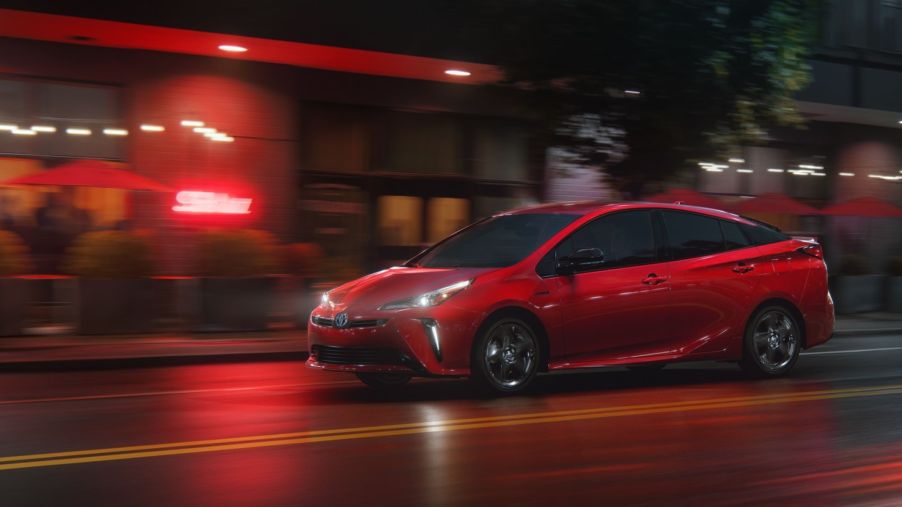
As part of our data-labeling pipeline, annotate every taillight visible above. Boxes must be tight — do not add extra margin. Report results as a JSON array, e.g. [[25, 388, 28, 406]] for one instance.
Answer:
[[796, 244, 823, 259]]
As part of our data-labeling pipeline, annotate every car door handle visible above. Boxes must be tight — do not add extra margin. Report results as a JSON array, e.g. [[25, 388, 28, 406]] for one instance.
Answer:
[[642, 273, 668, 285], [732, 262, 754, 274]]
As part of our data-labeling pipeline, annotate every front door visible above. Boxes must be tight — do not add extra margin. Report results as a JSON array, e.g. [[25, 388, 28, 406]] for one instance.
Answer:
[[547, 210, 672, 363]]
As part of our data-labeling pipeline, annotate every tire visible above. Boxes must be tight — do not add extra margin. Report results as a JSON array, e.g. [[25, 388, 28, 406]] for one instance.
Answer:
[[740, 305, 801, 378], [627, 363, 666, 373], [470, 316, 541, 395], [355, 372, 412, 388]]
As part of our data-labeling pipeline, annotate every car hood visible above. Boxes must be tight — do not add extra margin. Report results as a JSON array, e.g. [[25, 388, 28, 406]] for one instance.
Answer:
[[326, 266, 493, 312]]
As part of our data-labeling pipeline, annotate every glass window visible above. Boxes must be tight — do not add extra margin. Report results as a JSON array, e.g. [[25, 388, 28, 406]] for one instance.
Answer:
[[662, 211, 725, 260], [378, 195, 423, 246], [740, 221, 790, 245], [721, 220, 751, 250], [382, 112, 462, 174], [555, 211, 657, 269], [473, 124, 529, 181], [413, 213, 577, 268], [303, 104, 369, 173], [427, 197, 470, 243]]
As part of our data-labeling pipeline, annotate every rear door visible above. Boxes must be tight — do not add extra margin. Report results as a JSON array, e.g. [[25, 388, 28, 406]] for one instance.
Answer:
[[661, 211, 772, 356]]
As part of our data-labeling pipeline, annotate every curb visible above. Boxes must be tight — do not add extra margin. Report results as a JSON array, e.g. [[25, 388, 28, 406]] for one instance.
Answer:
[[0, 350, 308, 373], [832, 328, 902, 337]]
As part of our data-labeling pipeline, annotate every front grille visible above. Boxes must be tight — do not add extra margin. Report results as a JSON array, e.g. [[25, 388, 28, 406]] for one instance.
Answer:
[[311, 345, 404, 365], [311, 316, 387, 328]]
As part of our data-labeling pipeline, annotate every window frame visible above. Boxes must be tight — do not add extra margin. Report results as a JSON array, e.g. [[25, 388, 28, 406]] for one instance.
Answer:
[[536, 209, 663, 278]]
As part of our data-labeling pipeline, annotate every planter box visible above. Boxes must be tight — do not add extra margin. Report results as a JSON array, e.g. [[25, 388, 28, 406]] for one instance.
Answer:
[[0, 278, 29, 336], [198, 277, 276, 332], [888, 277, 902, 313], [833, 275, 887, 314], [76, 278, 155, 335]]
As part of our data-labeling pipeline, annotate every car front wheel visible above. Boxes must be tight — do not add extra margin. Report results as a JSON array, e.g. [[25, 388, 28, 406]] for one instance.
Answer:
[[471, 317, 541, 395]]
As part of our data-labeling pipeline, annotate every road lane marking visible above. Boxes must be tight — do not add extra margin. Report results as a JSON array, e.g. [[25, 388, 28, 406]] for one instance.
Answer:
[[2, 383, 902, 471], [802, 347, 902, 356], [0, 380, 361, 406]]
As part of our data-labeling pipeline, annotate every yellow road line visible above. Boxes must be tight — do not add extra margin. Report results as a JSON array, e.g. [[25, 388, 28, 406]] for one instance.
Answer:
[[2, 384, 901, 471]]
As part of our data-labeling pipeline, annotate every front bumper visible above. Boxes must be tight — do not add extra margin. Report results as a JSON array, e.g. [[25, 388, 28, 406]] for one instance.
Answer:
[[306, 305, 479, 377]]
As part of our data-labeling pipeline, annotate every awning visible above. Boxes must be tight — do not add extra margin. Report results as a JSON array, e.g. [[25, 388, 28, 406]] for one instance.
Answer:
[[821, 196, 902, 218], [1, 160, 172, 192], [731, 193, 821, 216]]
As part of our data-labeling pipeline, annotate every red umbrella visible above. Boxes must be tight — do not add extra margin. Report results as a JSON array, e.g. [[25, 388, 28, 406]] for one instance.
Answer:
[[0, 160, 171, 192], [645, 188, 723, 209], [821, 196, 902, 218], [731, 193, 821, 216]]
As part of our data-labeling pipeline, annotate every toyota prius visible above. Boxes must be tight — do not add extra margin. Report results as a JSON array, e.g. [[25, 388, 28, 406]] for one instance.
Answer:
[[307, 202, 834, 394]]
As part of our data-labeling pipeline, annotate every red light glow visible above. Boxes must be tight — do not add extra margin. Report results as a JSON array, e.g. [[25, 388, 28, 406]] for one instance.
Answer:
[[172, 190, 252, 215]]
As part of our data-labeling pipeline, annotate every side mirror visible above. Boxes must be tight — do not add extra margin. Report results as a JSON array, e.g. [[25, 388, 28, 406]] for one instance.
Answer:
[[555, 248, 605, 275]]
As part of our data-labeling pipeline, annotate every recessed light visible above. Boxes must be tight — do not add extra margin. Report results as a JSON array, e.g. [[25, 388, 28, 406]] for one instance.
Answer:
[[218, 44, 247, 53], [839, 172, 855, 177], [31, 125, 56, 133], [193, 127, 216, 133], [103, 128, 128, 136], [767, 168, 785, 173], [728, 158, 745, 164], [66, 128, 91, 135], [624, 89, 641, 95], [181, 120, 204, 127], [444, 69, 471, 77], [140, 124, 165, 132], [737, 168, 753, 173], [12, 128, 36, 136], [0, 124, 17, 131], [210, 135, 234, 142]]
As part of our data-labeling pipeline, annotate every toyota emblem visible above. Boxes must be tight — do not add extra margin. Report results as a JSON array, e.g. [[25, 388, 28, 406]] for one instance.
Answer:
[[334, 312, 349, 328]]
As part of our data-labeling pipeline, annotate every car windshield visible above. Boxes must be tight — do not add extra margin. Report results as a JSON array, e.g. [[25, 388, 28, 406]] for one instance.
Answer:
[[412, 213, 579, 268]]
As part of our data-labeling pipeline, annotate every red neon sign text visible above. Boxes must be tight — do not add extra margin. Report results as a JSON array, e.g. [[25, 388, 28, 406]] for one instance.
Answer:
[[172, 190, 252, 215]]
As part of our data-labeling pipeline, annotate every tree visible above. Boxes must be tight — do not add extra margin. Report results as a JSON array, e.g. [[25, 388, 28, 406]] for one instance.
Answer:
[[457, 0, 821, 196]]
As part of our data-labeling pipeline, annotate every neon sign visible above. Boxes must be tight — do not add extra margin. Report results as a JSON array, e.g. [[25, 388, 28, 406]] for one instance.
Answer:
[[172, 190, 252, 215]]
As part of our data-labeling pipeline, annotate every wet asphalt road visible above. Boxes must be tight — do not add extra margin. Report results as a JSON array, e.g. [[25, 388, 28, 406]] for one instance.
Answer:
[[1, 334, 901, 507]]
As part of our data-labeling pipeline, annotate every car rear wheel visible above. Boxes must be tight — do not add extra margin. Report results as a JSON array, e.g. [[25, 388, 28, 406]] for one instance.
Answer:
[[355, 372, 412, 388], [740, 305, 801, 378], [471, 317, 540, 395]]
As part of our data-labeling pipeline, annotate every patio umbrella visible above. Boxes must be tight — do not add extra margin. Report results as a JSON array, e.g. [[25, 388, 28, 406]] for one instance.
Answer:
[[731, 193, 821, 216], [0, 160, 171, 192], [821, 196, 902, 218], [645, 188, 724, 209]]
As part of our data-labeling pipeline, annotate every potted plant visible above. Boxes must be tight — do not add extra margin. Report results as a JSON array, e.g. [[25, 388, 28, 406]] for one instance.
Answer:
[[278, 242, 324, 328], [65, 230, 156, 334], [886, 257, 902, 313], [0, 231, 32, 336], [195, 229, 278, 332], [832, 254, 885, 314]]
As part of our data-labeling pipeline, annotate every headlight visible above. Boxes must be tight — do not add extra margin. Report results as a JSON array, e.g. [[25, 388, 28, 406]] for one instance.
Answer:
[[320, 291, 330, 308], [378, 280, 471, 311]]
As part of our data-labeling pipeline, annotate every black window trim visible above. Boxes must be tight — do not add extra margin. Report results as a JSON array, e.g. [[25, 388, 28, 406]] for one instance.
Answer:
[[536, 209, 663, 278]]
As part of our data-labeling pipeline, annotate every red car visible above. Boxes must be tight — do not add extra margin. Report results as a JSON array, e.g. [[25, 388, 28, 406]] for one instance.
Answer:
[[307, 202, 834, 394]]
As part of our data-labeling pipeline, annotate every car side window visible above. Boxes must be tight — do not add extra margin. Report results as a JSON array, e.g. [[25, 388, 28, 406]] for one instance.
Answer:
[[536, 210, 656, 276], [662, 211, 725, 260], [739, 222, 789, 245], [721, 220, 751, 250]]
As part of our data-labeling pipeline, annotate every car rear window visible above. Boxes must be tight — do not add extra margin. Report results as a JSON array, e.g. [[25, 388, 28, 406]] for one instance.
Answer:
[[662, 211, 725, 260]]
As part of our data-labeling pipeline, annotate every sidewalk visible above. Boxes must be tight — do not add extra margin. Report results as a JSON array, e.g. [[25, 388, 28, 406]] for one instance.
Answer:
[[0, 314, 899, 372], [0, 330, 308, 371]]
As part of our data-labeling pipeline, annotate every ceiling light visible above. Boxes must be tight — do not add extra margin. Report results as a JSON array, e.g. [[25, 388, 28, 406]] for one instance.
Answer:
[[193, 127, 216, 133], [210, 135, 234, 142], [66, 128, 91, 135], [798, 164, 823, 170], [704, 167, 723, 172], [140, 124, 165, 132], [812, 172, 826, 177], [31, 125, 56, 133], [624, 89, 641, 95], [12, 128, 36, 136], [180, 120, 204, 127], [103, 128, 128, 136], [736, 169, 753, 173], [839, 172, 855, 177], [218, 44, 247, 53], [444, 69, 471, 77], [0, 124, 17, 131], [767, 168, 784, 173], [728, 158, 745, 164]]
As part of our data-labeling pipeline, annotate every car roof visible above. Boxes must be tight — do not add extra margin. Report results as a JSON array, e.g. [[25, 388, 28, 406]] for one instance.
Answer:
[[499, 200, 748, 223]]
